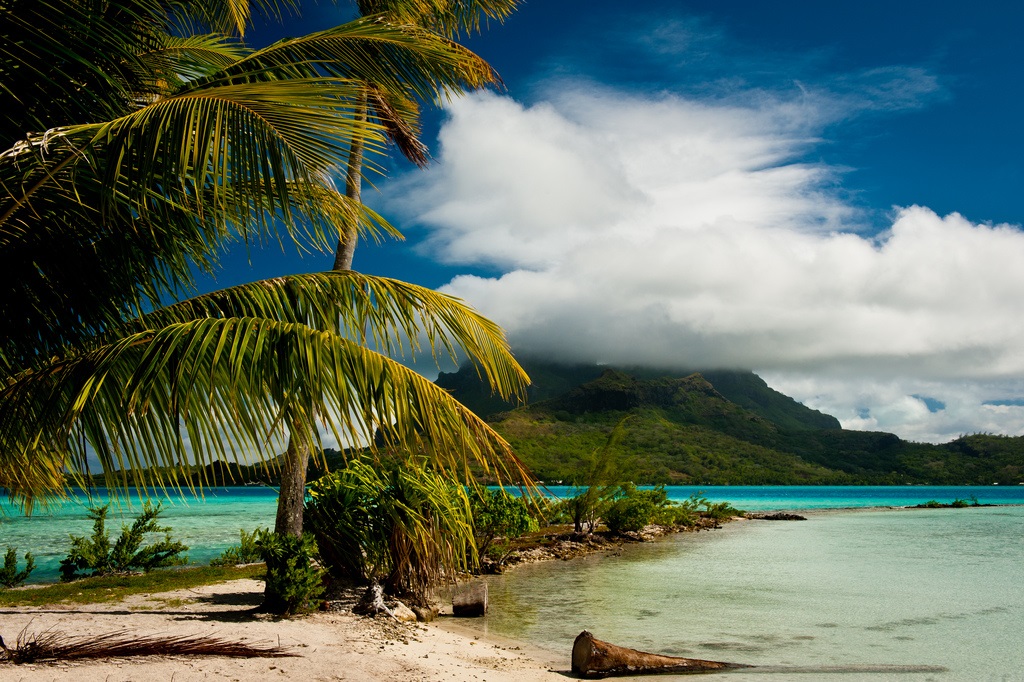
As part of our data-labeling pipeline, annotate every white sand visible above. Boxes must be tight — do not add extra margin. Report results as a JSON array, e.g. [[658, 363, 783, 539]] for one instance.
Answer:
[[0, 579, 567, 681]]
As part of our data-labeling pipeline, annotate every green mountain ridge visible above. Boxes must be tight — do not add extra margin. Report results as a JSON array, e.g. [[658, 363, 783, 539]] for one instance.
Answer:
[[436, 359, 1024, 485]]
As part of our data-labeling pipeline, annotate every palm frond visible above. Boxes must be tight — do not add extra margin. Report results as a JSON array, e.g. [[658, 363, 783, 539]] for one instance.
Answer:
[[2, 627, 293, 663], [228, 16, 499, 106], [139, 34, 250, 85], [367, 85, 429, 167], [134, 271, 527, 399], [1, 312, 529, 510], [1, 77, 386, 231], [356, 0, 519, 37]]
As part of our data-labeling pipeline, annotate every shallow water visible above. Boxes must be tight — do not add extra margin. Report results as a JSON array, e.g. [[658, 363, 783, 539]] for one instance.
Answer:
[[3, 485, 1022, 584], [473, 506, 1024, 681], [0, 487, 278, 581], [537, 484, 1024, 511]]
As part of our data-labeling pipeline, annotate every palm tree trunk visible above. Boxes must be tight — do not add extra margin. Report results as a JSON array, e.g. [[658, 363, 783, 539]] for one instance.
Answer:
[[332, 92, 367, 271], [272, 92, 368, 538], [274, 434, 310, 536]]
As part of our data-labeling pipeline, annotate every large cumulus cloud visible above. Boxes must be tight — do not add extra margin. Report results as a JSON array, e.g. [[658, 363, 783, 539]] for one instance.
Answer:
[[381, 87, 1024, 443]]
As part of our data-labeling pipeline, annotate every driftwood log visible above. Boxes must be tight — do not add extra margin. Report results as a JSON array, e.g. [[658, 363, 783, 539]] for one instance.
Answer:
[[571, 631, 749, 678], [452, 581, 488, 617]]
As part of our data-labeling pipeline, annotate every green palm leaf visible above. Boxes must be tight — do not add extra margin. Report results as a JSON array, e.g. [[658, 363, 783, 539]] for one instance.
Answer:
[[229, 17, 498, 104], [356, 0, 519, 37], [137, 272, 526, 393], [1, 274, 529, 509]]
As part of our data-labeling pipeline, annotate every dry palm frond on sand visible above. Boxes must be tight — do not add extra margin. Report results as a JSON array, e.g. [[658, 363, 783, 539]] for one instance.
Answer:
[[0, 629, 295, 664]]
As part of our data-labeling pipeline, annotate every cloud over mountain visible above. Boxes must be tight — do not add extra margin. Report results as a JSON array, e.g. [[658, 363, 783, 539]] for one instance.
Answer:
[[380, 81, 1024, 443]]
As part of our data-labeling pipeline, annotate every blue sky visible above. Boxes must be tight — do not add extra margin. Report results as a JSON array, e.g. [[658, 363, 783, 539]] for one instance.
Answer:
[[213, 1, 1024, 443]]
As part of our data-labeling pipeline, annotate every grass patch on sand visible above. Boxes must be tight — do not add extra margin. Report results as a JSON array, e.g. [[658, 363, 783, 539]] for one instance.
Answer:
[[0, 564, 264, 607]]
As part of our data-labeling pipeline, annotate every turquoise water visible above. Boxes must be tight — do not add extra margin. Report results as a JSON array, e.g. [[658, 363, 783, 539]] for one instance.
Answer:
[[3, 485, 1022, 583], [536, 485, 1024, 511], [475, 506, 1024, 680], [0, 487, 279, 582]]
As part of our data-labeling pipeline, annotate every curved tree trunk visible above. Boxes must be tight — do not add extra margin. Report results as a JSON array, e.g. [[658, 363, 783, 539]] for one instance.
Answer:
[[332, 92, 367, 272], [272, 93, 367, 541]]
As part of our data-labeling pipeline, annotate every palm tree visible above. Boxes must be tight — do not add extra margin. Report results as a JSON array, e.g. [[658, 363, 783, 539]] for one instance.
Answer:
[[0, 0, 530, 536], [285, 0, 520, 538]]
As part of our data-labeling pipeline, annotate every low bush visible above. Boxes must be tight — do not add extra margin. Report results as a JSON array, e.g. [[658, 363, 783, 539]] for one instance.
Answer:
[[1, 546, 35, 588], [256, 530, 324, 615], [700, 499, 744, 521], [305, 457, 474, 606], [59, 503, 188, 581], [469, 488, 539, 563], [210, 528, 265, 567], [603, 484, 669, 534]]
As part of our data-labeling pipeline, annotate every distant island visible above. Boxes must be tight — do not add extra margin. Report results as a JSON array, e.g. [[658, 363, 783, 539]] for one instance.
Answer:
[[435, 358, 1024, 486]]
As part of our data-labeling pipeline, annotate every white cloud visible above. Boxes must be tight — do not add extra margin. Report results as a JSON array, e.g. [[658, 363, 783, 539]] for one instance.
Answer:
[[761, 374, 1024, 444], [381, 87, 1024, 443]]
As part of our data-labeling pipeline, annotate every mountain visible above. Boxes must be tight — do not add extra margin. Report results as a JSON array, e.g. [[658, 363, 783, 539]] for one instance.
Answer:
[[437, 359, 1024, 485], [438, 360, 839, 430]]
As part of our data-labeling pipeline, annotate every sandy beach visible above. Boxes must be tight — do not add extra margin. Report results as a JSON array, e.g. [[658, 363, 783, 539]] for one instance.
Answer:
[[0, 578, 566, 681]]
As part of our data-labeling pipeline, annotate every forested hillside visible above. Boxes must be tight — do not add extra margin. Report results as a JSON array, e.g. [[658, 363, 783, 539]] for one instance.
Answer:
[[437, 360, 1024, 485]]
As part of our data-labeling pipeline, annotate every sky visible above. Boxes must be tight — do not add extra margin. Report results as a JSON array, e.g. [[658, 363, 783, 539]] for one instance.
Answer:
[[217, 1, 1024, 444]]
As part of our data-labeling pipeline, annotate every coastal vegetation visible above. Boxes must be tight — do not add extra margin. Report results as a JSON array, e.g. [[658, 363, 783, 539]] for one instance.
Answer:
[[58, 503, 189, 581], [210, 528, 265, 567], [469, 487, 538, 564], [305, 456, 477, 607], [255, 530, 325, 615], [1, 548, 35, 589]]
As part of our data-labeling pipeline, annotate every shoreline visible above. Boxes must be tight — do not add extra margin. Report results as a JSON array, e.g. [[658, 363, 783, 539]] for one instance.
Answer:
[[1, 578, 569, 681], [4, 504, 1017, 679], [0, 519, 743, 680]]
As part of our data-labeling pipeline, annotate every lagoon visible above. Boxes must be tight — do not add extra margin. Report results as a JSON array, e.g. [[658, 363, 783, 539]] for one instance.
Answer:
[[475, 504, 1024, 680], [3, 485, 1023, 583]]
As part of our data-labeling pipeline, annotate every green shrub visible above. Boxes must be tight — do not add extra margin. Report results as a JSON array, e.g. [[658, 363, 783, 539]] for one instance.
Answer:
[[59, 503, 188, 581], [256, 530, 324, 615], [603, 484, 668, 534], [655, 497, 700, 527], [210, 528, 265, 567], [469, 488, 538, 563], [923, 499, 942, 508], [305, 457, 474, 606], [1, 546, 35, 588], [680, 493, 742, 521]]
